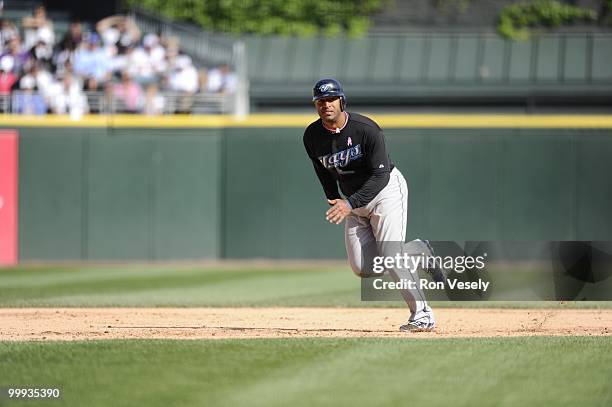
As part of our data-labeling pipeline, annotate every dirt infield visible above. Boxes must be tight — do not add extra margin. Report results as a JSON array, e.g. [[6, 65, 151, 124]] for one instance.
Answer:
[[0, 308, 610, 340]]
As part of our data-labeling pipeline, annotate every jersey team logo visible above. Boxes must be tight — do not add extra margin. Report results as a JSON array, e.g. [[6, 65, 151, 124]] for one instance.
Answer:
[[347, 137, 352, 146], [318, 144, 362, 169]]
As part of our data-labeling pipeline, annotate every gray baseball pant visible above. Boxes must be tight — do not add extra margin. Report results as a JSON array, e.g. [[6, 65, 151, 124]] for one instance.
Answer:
[[345, 167, 435, 325]]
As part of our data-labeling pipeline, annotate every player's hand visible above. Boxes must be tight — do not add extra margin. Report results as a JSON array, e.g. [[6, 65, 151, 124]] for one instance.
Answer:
[[326, 199, 352, 224]]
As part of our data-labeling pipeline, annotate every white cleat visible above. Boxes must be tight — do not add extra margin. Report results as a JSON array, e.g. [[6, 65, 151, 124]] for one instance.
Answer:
[[399, 320, 435, 333]]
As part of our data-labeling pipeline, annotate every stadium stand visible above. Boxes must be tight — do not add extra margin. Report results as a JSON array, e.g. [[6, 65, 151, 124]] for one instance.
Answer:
[[0, 3, 239, 115], [0, 1, 610, 113]]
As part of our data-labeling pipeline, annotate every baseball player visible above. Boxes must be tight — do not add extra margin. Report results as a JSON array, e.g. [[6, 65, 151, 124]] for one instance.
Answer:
[[303, 78, 442, 332]]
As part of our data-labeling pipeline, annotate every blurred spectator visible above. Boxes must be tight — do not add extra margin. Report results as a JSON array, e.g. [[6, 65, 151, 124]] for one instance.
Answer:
[[108, 71, 142, 113], [0, 54, 16, 94], [21, 4, 54, 50], [28, 28, 54, 70], [25, 62, 55, 110], [160, 34, 179, 59], [50, 71, 88, 116], [74, 33, 111, 90], [168, 55, 198, 113], [54, 21, 82, 78], [0, 10, 233, 115], [57, 20, 82, 53], [127, 34, 166, 85], [206, 64, 237, 93], [127, 34, 166, 114], [1, 36, 29, 75], [18, 68, 36, 91], [96, 15, 141, 55], [13, 74, 46, 114], [169, 55, 198, 93], [0, 18, 18, 50]]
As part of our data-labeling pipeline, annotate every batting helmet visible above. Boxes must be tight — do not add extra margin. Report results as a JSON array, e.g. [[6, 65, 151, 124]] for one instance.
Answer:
[[312, 78, 346, 110]]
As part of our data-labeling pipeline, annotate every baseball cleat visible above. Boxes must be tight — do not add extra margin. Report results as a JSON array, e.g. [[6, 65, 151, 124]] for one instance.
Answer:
[[399, 320, 435, 333], [422, 239, 448, 284]]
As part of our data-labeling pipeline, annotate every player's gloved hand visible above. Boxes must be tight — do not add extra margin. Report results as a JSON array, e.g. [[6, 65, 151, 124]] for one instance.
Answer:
[[326, 199, 352, 224]]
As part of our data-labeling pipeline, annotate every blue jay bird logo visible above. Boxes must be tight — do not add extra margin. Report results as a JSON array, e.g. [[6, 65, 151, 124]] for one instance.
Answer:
[[319, 84, 332, 92]]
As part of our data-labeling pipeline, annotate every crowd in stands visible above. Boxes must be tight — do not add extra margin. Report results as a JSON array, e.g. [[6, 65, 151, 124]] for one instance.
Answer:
[[0, 5, 237, 115]]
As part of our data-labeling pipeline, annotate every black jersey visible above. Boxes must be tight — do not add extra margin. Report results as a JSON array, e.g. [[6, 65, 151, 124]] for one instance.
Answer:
[[303, 112, 395, 209]]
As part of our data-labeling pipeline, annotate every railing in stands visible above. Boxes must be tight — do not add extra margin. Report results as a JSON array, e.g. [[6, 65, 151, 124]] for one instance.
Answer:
[[0, 90, 234, 115]]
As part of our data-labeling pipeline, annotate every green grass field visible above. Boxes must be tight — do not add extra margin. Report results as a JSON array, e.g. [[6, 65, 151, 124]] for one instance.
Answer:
[[0, 264, 361, 307], [0, 264, 610, 308], [1, 337, 611, 406], [1, 264, 611, 406]]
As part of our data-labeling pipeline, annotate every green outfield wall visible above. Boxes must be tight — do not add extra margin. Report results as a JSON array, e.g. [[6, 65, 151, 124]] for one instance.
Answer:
[[18, 127, 222, 261], [8, 116, 612, 261]]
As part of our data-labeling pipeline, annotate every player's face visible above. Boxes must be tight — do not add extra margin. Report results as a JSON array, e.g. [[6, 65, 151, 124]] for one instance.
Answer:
[[315, 97, 342, 123]]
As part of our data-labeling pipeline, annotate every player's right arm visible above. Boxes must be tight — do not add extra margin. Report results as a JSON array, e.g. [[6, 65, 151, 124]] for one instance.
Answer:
[[310, 157, 342, 201], [304, 133, 341, 201]]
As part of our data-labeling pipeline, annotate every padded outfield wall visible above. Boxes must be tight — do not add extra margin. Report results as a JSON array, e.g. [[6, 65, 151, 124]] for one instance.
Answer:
[[2, 114, 612, 261]]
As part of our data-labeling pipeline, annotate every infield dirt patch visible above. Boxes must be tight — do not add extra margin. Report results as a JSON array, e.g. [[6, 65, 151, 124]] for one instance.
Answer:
[[1, 308, 610, 340]]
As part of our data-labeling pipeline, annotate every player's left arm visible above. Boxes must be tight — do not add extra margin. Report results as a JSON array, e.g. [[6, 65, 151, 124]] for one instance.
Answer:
[[346, 127, 391, 209]]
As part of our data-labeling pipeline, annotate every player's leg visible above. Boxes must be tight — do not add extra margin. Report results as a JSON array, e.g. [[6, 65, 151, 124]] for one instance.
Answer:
[[345, 213, 379, 277], [367, 168, 435, 328]]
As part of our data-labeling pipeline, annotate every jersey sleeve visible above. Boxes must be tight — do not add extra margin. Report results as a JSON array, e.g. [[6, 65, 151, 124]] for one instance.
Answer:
[[304, 133, 342, 201], [346, 127, 390, 208]]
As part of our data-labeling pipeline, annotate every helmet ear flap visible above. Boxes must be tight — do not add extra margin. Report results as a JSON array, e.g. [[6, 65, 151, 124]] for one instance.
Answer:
[[341, 96, 346, 111]]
